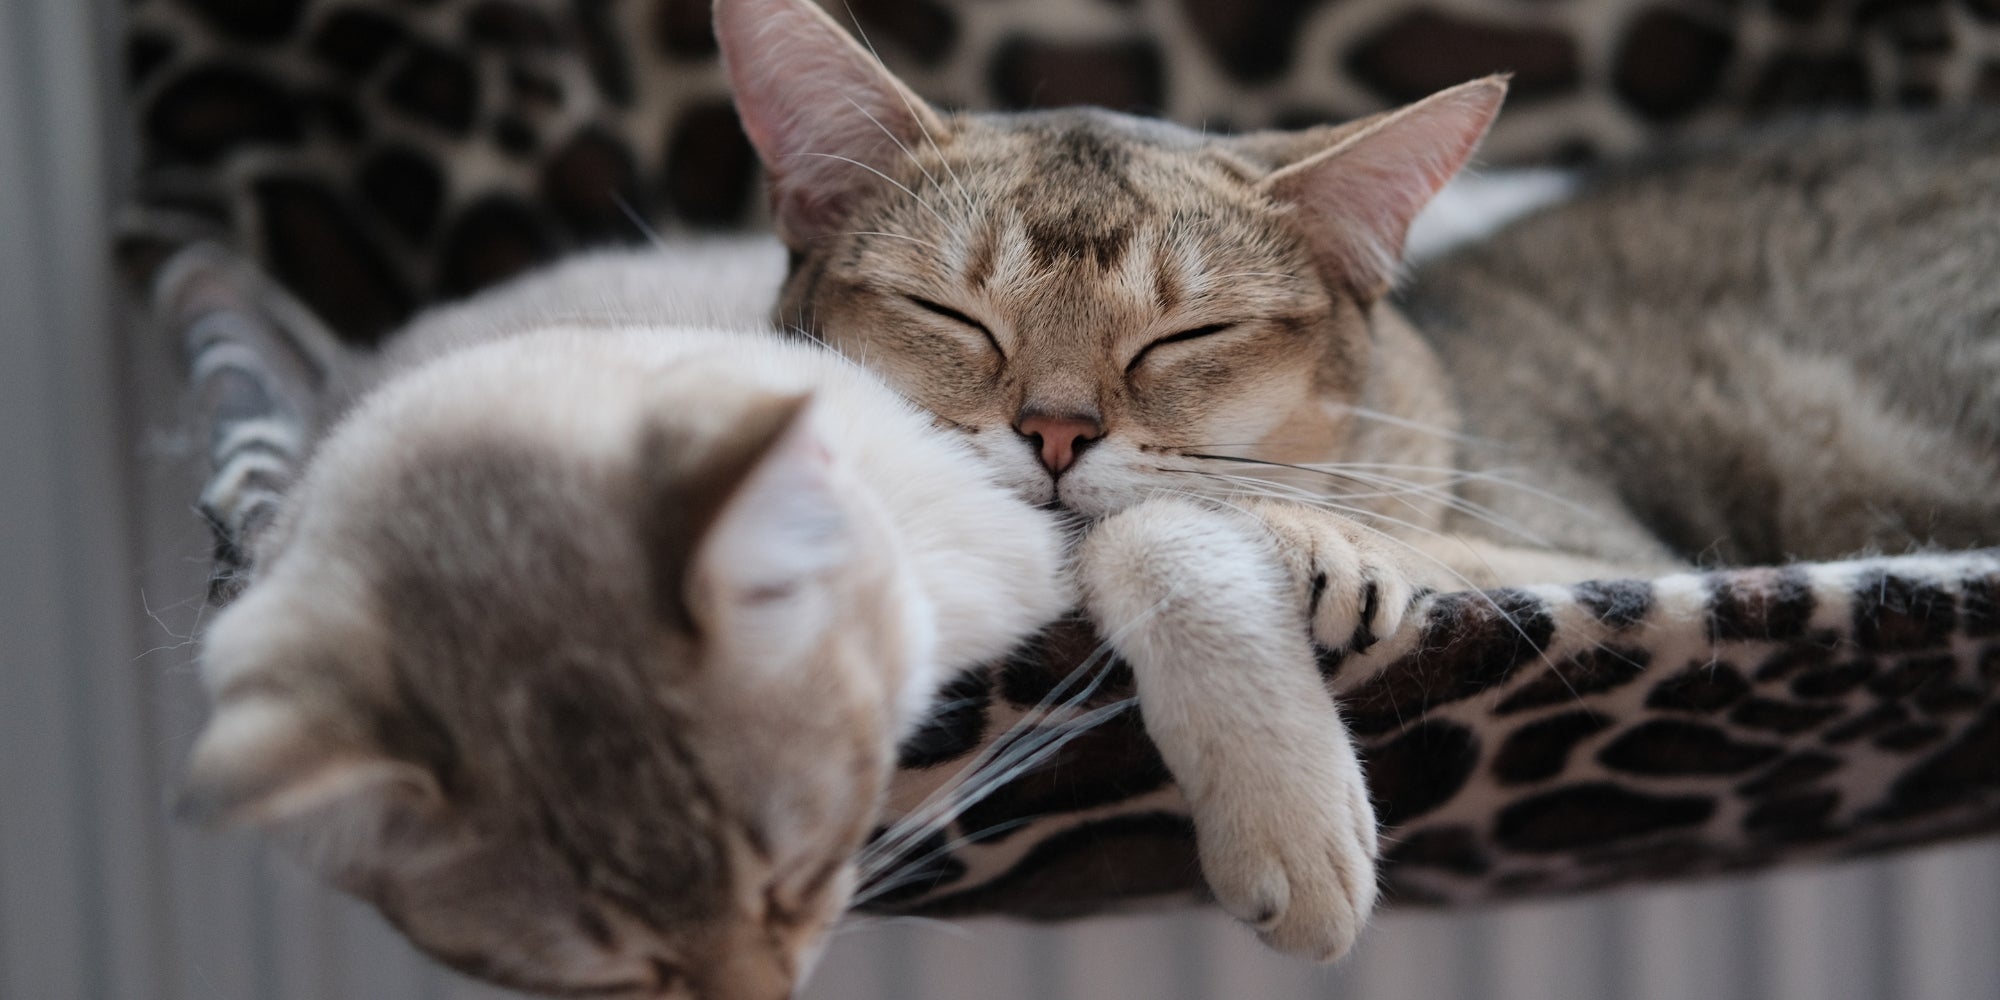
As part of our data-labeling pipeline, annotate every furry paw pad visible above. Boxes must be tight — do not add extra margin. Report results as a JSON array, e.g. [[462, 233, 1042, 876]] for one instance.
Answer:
[[1196, 731, 1380, 961]]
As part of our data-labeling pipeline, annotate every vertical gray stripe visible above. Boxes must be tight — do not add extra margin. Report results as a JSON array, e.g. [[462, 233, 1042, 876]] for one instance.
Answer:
[[0, 0, 116, 995]]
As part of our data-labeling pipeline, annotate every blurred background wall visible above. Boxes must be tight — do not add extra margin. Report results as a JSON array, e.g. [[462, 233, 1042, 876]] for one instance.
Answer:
[[6, 1, 2000, 997]]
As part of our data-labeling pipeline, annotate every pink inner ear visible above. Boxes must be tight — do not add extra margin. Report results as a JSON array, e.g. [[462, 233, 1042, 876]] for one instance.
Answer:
[[1262, 77, 1507, 296], [715, 0, 946, 244]]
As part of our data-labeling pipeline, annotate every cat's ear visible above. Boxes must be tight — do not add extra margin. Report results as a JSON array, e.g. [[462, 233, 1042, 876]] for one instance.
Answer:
[[715, 0, 949, 245], [156, 244, 364, 595], [1257, 76, 1507, 298], [653, 393, 851, 635], [157, 242, 360, 436], [178, 695, 440, 829]]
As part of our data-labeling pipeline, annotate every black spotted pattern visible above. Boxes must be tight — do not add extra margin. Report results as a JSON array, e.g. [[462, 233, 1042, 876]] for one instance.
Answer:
[[542, 127, 644, 243], [358, 145, 446, 243], [311, 7, 407, 76], [1180, 0, 1320, 83], [127, 32, 176, 87], [1915, 683, 1984, 715], [951, 705, 1173, 842], [897, 670, 993, 769], [1737, 752, 1842, 797], [651, 0, 717, 58], [384, 42, 480, 134], [991, 36, 1166, 114], [850, 0, 960, 69], [1790, 659, 1876, 698], [1743, 791, 1841, 841], [1645, 660, 1750, 713], [1612, 8, 1736, 122], [1365, 719, 1479, 828], [1344, 590, 1554, 736], [1854, 572, 1958, 652], [1494, 646, 1649, 715], [1875, 722, 1947, 751], [1492, 711, 1613, 785], [464, 1, 559, 48], [182, 0, 307, 43], [1873, 706, 2000, 819], [660, 101, 759, 227], [1597, 720, 1781, 776], [572, 0, 635, 107], [1824, 703, 1911, 745], [1964, 574, 2000, 638], [1869, 655, 1956, 699], [1496, 784, 1714, 853], [898, 812, 1200, 919], [435, 195, 556, 299], [1573, 578, 1654, 629], [1728, 697, 1842, 735], [253, 177, 415, 345], [1754, 636, 1839, 682], [1384, 826, 1489, 877], [1707, 567, 1815, 642], [145, 63, 303, 165], [992, 618, 1134, 708]]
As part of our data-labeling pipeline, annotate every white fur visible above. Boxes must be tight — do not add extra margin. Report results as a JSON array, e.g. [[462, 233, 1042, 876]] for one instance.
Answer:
[[1077, 497, 1380, 960], [345, 247, 1071, 735]]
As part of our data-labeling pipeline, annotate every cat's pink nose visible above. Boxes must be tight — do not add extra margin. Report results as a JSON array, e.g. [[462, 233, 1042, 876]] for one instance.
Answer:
[[1015, 411, 1104, 475]]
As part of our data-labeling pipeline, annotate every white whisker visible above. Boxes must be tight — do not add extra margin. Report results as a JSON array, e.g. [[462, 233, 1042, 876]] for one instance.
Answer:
[[843, 95, 950, 203], [859, 587, 1185, 879], [789, 151, 950, 229], [611, 194, 665, 249], [841, 7, 977, 216]]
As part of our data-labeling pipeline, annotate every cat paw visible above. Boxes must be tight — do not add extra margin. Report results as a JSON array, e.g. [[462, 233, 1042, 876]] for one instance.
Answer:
[[1196, 733, 1381, 961], [1246, 502, 1421, 655], [1307, 537, 1418, 656]]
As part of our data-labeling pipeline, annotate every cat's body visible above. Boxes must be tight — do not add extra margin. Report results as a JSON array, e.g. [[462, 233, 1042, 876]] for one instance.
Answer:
[[715, 0, 2000, 974], [176, 248, 1070, 999], [1405, 113, 2000, 568]]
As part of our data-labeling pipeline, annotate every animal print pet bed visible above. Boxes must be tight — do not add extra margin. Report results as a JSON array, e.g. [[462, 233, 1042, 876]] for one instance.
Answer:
[[162, 248, 2000, 916], [131, 0, 2000, 917], [122, 0, 2000, 345]]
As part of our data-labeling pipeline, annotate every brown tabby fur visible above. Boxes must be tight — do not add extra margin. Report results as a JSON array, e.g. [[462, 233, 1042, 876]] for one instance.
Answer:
[[753, 14, 2000, 584], [775, 107, 1478, 546]]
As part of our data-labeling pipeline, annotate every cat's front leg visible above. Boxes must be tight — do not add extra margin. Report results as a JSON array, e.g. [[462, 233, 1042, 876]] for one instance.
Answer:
[[1075, 497, 1387, 961]]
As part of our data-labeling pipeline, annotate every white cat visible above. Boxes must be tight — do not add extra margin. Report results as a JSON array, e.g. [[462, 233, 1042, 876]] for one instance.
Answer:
[[176, 243, 1073, 999]]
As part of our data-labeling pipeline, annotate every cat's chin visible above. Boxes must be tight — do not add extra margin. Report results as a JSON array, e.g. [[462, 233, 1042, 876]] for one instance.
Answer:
[[1050, 475, 1149, 520]]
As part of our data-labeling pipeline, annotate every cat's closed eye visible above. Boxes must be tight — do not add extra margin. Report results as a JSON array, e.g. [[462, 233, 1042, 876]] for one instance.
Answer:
[[1124, 322, 1236, 375], [905, 294, 1005, 359]]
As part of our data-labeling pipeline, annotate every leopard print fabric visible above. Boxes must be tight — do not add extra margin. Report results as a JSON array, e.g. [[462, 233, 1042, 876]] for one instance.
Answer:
[[162, 247, 2000, 917], [124, 0, 2000, 346], [876, 558, 2000, 915]]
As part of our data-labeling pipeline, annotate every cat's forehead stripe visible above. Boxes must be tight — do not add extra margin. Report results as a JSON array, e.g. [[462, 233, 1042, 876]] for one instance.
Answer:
[[1022, 215, 1133, 272], [1150, 241, 1182, 312], [962, 219, 999, 290]]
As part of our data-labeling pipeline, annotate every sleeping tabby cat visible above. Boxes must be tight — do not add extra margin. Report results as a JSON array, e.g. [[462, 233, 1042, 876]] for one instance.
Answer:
[[716, 0, 2000, 968]]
